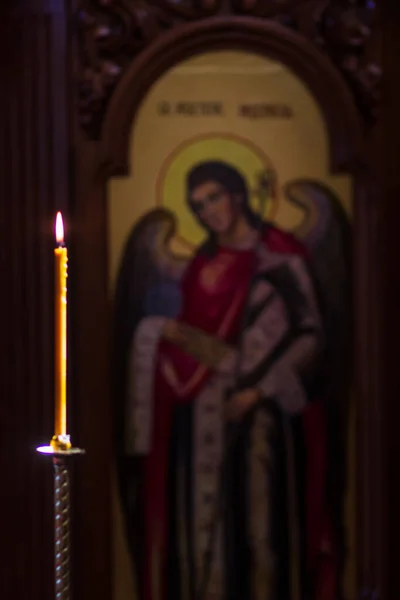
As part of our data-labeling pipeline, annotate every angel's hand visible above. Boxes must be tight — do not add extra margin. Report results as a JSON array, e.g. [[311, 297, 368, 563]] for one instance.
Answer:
[[225, 388, 260, 422], [162, 319, 187, 345]]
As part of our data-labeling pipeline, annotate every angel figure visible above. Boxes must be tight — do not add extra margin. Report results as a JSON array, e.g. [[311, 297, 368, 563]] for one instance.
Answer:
[[113, 160, 352, 600]]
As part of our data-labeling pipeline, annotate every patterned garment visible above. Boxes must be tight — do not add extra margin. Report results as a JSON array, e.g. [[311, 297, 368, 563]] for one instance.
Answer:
[[124, 241, 335, 600]]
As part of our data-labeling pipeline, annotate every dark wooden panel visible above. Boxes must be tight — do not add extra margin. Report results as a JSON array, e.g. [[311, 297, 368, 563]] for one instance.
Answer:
[[69, 143, 113, 600], [381, 2, 400, 599], [0, 3, 70, 599]]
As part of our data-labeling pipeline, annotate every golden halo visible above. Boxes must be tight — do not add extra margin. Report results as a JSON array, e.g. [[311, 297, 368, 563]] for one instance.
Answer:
[[156, 133, 279, 249]]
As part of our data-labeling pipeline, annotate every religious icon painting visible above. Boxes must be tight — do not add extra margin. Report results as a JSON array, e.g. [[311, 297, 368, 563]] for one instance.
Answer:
[[109, 51, 354, 600]]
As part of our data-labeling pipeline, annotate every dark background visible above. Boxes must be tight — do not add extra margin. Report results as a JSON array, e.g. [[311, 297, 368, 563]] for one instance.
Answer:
[[0, 1, 399, 599]]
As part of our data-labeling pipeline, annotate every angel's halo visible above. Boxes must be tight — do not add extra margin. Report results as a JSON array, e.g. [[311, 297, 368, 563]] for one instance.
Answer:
[[156, 133, 279, 251]]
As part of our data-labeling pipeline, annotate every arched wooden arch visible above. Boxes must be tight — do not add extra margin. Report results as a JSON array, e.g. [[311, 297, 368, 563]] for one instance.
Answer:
[[100, 17, 361, 176], [72, 12, 384, 600]]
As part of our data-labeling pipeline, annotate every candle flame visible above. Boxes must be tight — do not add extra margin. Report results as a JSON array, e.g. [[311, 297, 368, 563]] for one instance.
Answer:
[[55, 212, 64, 244]]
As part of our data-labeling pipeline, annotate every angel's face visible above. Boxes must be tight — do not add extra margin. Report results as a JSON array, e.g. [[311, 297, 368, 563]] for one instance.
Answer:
[[190, 180, 239, 235]]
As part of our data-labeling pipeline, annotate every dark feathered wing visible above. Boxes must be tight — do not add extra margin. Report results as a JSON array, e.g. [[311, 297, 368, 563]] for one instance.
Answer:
[[112, 208, 189, 551], [284, 179, 352, 409], [284, 179, 352, 573]]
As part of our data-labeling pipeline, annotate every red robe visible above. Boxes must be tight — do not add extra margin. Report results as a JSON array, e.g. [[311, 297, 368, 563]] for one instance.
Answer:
[[141, 226, 337, 600]]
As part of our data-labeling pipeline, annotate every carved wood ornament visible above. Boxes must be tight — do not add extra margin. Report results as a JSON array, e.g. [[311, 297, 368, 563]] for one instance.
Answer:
[[77, 0, 381, 141], [73, 1, 384, 599]]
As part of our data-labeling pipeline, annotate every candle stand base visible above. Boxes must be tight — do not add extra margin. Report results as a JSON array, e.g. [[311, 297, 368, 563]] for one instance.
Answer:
[[37, 444, 85, 600], [50, 434, 72, 451]]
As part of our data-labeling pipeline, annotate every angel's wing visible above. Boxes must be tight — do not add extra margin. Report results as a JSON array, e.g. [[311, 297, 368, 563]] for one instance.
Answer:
[[286, 179, 351, 326], [113, 208, 189, 454], [284, 179, 352, 498], [284, 177, 352, 391], [112, 208, 189, 558]]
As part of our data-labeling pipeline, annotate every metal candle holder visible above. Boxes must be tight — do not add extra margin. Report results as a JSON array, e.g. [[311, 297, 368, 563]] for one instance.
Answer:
[[37, 438, 85, 600]]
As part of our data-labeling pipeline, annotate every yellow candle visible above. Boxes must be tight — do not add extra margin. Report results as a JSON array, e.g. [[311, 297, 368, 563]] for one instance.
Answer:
[[54, 212, 68, 439]]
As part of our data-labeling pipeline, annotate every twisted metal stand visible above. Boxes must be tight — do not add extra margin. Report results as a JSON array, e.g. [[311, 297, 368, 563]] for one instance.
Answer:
[[54, 457, 71, 599], [37, 445, 85, 600]]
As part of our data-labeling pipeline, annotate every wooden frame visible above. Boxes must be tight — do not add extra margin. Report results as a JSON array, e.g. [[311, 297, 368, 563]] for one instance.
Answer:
[[72, 7, 385, 600]]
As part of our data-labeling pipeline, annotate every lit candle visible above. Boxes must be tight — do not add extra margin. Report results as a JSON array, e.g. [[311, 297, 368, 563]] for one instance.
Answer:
[[52, 212, 70, 449]]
